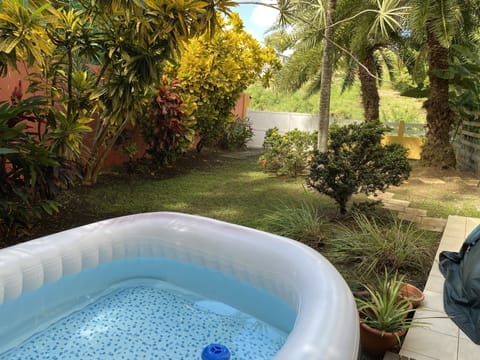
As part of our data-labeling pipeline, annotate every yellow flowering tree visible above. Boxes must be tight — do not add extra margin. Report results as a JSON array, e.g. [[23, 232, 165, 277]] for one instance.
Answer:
[[174, 13, 281, 149]]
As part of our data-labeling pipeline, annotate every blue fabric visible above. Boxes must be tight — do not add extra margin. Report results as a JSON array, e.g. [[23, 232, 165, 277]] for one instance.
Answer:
[[439, 224, 480, 344]]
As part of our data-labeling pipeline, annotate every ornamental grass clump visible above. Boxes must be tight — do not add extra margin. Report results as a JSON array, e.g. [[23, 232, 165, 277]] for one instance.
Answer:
[[330, 212, 437, 278], [265, 201, 326, 244]]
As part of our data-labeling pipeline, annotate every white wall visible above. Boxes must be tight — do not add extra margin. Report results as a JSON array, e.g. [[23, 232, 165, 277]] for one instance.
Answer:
[[247, 110, 321, 148], [246, 110, 363, 148], [246, 110, 425, 149]]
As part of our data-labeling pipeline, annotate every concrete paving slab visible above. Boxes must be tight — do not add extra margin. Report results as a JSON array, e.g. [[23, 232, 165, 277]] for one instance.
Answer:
[[401, 327, 458, 359], [383, 198, 411, 207], [419, 217, 447, 232], [382, 198, 411, 212], [466, 217, 480, 233], [375, 191, 396, 199], [417, 178, 446, 184], [412, 308, 458, 337], [463, 179, 480, 187], [457, 337, 480, 360], [423, 273, 443, 293], [398, 212, 422, 222], [399, 216, 480, 360], [404, 208, 428, 217], [399, 348, 446, 360]]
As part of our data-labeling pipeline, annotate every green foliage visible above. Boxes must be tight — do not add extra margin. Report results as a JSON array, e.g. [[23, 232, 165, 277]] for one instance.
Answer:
[[1, 0, 238, 185], [0, 1, 54, 75], [216, 116, 253, 150], [330, 212, 437, 278], [247, 81, 426, 123], [356, 270, 414, 334], [248, 84, 328, 115], [140, 77, 196, 164], [443, 44, 480, 127], [174, 13, 280, 148], [0, 96, 61, 239], [380, 106, 425, 125], [259, 127, 317, 177], [265, 201, 326, 244], [308, 121, 411, 214], [46, 105, 93, 161]]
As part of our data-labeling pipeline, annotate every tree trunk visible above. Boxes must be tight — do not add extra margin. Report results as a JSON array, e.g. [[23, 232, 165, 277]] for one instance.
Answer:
[[421, 26, 456, 169], [318, 0, 336, 152], [82, 118, 129, 185], [358, 46, 379, 122]]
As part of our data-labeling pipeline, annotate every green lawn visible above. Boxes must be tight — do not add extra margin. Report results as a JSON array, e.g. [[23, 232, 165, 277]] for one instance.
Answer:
[[52, 154, 335, 235], [29, 151, 440, 290]]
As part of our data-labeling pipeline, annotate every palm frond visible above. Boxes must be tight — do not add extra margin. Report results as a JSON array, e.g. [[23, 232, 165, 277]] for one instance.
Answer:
[[274, 45, 323, 92], [341, 57, 357, 93], [377, 49, 396, 82], [369, 0, 410, 40], [304, 69, 322, 97]]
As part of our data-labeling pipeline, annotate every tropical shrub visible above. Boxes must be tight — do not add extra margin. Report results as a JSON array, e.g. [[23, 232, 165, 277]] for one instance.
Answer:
[[308, 121, 411, 214], [444, 45, 480, 136], [174, 13, 280, 148], [216, 117, 253, 150], [139, 77, 196, 164], [1, 0, 236, 185], [0, 97, 60, 240], [259, 128, 317, 177], [330, 212, 437, 279]]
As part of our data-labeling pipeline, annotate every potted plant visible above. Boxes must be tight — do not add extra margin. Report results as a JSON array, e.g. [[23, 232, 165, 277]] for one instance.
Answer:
[[356, 271, 415, 357], [400, 282, 424, 308]]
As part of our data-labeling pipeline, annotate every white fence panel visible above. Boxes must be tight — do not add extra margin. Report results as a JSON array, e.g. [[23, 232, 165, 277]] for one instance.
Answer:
[[247, 110, 321, 148], [247, 110, 425, 148]]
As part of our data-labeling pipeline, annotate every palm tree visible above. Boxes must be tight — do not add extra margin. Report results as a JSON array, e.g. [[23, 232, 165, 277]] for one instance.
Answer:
[[271, 0, 406, 125], [408, 0, 480, 168], [318, 0, 336, 151]]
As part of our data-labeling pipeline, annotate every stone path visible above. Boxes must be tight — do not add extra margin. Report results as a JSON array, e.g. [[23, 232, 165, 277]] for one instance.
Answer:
[[370, 191, 447, 233], [398, 216, 480, 360]]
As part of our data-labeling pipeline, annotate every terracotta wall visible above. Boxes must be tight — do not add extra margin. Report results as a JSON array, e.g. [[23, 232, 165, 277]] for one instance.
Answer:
[[233, 93, 251, 119], [100, 93, 251, 168], [96, 124, 149, 168], [0, 67, 29, 102], [2, 67, 250, 169]]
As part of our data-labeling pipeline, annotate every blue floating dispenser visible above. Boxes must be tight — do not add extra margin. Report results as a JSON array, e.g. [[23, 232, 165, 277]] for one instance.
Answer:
[[202, 343, 231, 360]]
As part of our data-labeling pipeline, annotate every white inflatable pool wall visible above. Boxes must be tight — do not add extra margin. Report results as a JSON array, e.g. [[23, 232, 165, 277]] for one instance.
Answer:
[[0, 212, 359, 359]]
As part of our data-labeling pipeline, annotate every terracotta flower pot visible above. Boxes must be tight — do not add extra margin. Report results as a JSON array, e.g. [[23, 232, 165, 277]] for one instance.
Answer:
[[359, 322, 406, 357], [400, 283, 424, 308]]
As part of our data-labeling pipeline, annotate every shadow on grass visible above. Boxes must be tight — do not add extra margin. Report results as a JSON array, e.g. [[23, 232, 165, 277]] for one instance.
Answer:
[[17, 156, 336, 244]]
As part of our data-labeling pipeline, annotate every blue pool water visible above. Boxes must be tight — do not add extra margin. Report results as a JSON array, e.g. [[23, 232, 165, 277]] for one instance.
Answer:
[[0, 257, 296, 360], [0, 279, 287, 360]]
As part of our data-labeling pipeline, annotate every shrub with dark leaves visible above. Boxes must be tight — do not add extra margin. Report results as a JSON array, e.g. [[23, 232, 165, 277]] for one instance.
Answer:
[[140, 77, 195, 164], [308, 121, 411, 214]]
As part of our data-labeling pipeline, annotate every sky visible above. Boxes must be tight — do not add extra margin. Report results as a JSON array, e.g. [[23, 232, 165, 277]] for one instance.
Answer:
[[235, 2, 280, 42]]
